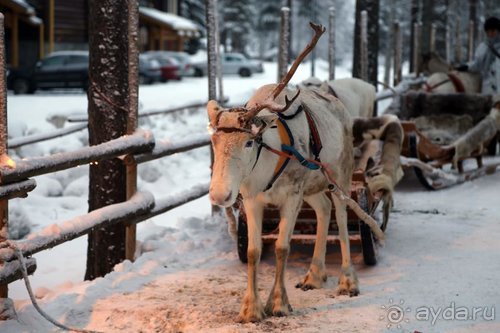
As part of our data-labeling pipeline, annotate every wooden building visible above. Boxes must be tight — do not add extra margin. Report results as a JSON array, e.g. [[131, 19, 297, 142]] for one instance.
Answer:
[[0, 0, 198, 68]]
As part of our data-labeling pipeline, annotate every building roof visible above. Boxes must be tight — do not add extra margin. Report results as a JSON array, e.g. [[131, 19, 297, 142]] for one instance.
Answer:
[[139, 6, 200, 38], [1, 0, 42, 25]]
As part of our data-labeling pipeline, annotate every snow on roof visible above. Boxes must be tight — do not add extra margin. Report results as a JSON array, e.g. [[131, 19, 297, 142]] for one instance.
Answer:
[[5, 0, 43, 26], [139, 6, 199, 35], [10, 0, 34, 14]]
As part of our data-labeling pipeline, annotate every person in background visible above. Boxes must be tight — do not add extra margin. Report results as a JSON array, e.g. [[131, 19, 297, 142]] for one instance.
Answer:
[[456, 16, 500, 94]]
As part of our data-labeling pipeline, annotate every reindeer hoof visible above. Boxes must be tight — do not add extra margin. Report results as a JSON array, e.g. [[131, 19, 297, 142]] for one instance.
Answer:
[[296, 269, 327, 291], [265, 302, 293, 317], [237, 299, 265, 323], [336, 266, 359, 297]]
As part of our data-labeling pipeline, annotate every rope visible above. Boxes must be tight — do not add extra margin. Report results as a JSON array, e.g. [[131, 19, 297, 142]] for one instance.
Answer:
[[7, 241, 102, 333]]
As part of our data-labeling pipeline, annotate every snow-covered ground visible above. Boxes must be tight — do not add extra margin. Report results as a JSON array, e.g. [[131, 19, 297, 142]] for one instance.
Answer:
[[1, 60, 500, 332]]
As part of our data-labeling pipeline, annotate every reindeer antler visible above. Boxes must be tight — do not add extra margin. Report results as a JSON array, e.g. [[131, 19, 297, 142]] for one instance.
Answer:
[[242, 22, 325, 121], [271, 22, 325, 99]]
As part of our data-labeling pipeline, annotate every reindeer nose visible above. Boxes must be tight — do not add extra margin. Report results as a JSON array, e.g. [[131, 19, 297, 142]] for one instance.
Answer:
[[209, 189, 233, 206]]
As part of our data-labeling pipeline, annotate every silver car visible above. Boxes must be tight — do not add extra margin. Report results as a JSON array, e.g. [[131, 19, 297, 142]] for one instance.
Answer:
[[192, 53, 264, 77]]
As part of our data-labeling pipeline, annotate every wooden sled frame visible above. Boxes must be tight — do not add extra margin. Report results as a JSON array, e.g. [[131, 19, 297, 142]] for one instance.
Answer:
[[398, 92, 500, 190], [236, 171, 383, 266]]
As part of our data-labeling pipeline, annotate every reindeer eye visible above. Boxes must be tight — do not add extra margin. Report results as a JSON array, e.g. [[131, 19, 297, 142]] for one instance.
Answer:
[[245, 140, 254, 148]]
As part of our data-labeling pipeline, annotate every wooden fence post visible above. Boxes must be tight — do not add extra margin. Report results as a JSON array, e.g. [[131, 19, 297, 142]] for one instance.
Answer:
[[85, 0, 139, 280], [0, 13, 14, 320], [455, 21, 462, 64], [206, 0, 217, 101], [430, 23, 437, 53], [328, 6, 335, 81], [393, 21, 402, 86], [360, 10, 368, 82], [412, 21, 421, 76], [445, 24, 451, 63], [125, 0, 139, 262], [467, 20, 474, 62], [278, 7, 290, 82]]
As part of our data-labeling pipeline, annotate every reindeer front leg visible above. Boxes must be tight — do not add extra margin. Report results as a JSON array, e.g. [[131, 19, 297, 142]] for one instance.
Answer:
[[238, 198, 265, 323], [297, 192, 332, 290], [332, 194, 359, 297], [265, 194, 302, 317]]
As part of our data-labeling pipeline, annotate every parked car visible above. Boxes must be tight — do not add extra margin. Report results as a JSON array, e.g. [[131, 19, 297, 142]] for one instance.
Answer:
[[7, 51, 89, 94], [192, 52, 264, 77], [143, 52, 181, 81], [138, 54, 162, 84], [7, 51, 163, 94], [144, 51, 194, 77]]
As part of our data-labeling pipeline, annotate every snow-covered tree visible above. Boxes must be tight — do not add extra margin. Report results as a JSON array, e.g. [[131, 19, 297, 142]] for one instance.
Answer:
[[218, 0, 256, 54]]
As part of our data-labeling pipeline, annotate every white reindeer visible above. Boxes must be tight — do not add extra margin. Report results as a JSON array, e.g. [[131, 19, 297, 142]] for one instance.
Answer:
[[300, 76, 376, 118], [208, 24, 362, 323], [420, 52, 481, 93]]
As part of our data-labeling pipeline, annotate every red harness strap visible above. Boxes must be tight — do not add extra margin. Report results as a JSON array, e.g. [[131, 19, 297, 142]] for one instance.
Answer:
[[447, 72, 466, 92]]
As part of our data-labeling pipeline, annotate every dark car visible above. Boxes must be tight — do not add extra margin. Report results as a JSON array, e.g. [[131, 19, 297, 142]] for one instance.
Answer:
[[8, 51, 90, 94], [8, 51, 162, 94], [138, 54, 162, 84]]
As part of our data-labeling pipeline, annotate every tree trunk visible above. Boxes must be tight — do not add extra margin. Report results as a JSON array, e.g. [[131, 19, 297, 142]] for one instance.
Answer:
[[85, 0, 139, 281], [421, 0, 435, 54], [409, 0, 419, 73], [353, 0, 379, 90]]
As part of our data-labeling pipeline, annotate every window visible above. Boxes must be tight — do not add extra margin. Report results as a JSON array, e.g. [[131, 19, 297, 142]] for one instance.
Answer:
[[67, 55, 89, 65], [41, 56, 66, 67]]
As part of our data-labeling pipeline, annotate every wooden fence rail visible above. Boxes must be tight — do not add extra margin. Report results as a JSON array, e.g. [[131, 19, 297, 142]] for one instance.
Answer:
[[1, 129, 154, 185]]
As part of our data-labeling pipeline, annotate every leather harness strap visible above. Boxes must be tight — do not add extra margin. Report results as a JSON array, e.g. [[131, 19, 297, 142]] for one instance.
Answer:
[[447, 72, 466, 92], [262, 104, 324, 191]]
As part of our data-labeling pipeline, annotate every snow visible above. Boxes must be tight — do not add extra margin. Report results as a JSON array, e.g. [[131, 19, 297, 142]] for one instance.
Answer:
[[139, 7, 199, 34], [1, 59, 499, 332]]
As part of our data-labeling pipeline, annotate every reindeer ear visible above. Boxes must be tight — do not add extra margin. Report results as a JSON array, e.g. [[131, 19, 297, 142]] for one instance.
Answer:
[[207, 100, 222, 127]]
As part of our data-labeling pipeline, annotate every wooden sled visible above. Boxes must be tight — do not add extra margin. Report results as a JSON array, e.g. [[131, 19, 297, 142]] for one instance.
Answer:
[[235, 171, 383, 266], [398, 92, 500, 190]]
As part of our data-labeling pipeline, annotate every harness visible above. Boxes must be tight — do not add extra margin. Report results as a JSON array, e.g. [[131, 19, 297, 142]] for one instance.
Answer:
[[257, 105, 323, 191], [424, 73, 466, 92]]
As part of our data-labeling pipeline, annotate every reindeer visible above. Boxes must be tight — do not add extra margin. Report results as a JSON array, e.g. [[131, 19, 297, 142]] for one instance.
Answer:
[[421, 52, 481, 93], [208, 23, 383, 323], [300, 77, 376, 118]]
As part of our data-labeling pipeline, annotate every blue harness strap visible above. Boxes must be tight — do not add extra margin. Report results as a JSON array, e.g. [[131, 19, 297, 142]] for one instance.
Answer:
[[261, 104, 324, 191]]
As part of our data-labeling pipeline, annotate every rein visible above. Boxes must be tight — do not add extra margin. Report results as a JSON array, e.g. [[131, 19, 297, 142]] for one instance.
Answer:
[[424, 73, 466, 92]]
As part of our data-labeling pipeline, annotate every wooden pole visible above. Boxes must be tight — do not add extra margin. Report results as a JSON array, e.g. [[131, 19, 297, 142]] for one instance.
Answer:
[[206, 0, 217, 101], [393, 21, 402, 86], [412, 22, 421, 76], [125, 0, 139, 262], [430, 23, 437, 53], [455, 21, 461, 64], [467, 20, 474, 62], [49, 0, 54, 53], [85, 0, 140, 280], [445, 24, 451, 63], [39, 24, 45, 59], [0, 13, 14, 319], [213, 0, 224, 104], [360, 10, 368, 82], [328, 6, 335, 81], [278, 7, 290, 82], [12, 13, 18, 68], [205, 0, 219, 214]]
